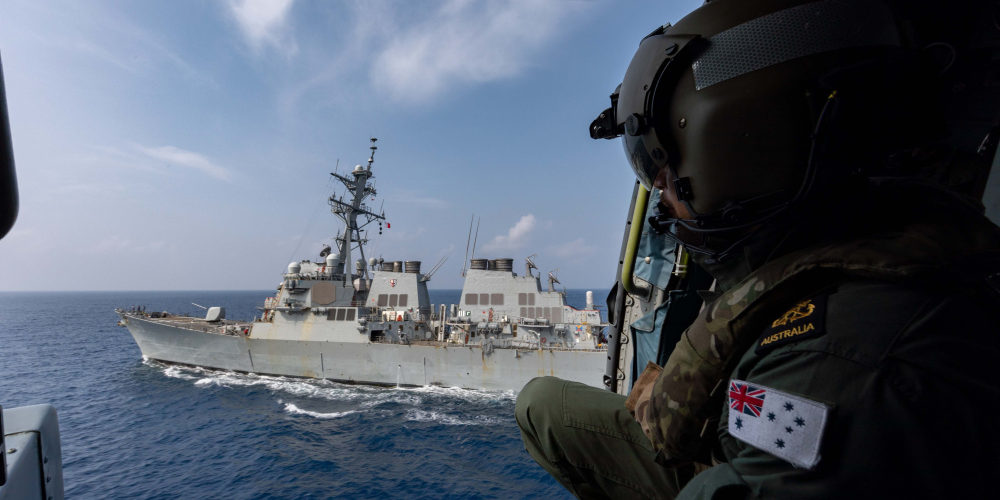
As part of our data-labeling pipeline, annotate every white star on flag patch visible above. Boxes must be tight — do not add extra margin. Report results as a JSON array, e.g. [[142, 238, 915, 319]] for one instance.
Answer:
[[727, 379, 830, 469]]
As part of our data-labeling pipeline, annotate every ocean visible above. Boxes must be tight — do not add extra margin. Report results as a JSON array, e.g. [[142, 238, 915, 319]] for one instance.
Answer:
[[0, 289, 607, 499]]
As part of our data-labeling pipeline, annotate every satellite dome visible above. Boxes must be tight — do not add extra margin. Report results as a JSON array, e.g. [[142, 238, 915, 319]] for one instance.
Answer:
[[287, 262, 301, 274], [353, 164, 364, 172], [326, 253, 341, 267]]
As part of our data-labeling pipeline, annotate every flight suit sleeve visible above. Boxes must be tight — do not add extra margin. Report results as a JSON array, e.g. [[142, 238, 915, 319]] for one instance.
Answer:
[[675, 349, 865, 499], [677, 281, 1000, 498]]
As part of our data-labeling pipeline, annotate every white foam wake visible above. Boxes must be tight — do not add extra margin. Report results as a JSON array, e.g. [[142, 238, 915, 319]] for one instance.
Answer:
[[404, 409, 508, 426], [406, 385, 516, 403], [147, 362, 515, 410], [283, 403, 357, 419]]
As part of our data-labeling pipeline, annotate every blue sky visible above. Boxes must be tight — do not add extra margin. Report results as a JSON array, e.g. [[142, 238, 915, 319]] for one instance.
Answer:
[[0, 0, 701, 291]]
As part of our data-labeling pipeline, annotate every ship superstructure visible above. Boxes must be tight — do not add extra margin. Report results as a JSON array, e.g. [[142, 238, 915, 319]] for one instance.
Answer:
[[116, 139, 606, 391], [449, 257, 606, 349]]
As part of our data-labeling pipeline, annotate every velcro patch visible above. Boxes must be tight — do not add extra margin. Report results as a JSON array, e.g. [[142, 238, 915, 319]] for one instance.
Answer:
[[727, 379, 830, 469], [755, 294, 828, 354]]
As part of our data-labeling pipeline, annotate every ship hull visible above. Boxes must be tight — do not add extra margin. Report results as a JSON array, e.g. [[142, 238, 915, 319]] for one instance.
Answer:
[[122, 315, 605, 391]]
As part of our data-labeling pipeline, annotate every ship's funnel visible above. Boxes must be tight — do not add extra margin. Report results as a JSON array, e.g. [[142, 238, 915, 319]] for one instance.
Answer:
[[381, 262, 394, 272], [470, 259, 487, 270], [495, 258, 513, 272], [404, 261, 421, 274], [393, 261, 403, 272]]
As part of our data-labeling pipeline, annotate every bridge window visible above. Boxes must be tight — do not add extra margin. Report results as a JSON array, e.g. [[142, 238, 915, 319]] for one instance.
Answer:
[[480, 293, 489, 305], [377, 294, 388, 307], [491, 293, 503, 305], [518, 293, 527, 305], [346, 309, 355, 321], [336, 308, 347, 321], [466, 293, 478, 305], [399, 294, 408, 307], [389, 294, 398, 307]]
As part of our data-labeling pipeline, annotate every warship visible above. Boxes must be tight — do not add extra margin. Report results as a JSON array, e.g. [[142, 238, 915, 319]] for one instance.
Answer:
[[116, 139, 607, 392]]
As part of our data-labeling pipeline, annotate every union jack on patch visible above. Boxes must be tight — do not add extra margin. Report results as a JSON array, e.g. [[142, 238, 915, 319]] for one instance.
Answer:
[[729, 381, 766, 417]]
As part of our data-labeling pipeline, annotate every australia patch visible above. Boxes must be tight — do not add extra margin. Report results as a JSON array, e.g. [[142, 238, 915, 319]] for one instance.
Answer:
[[727, 379, 830, 469], [755, 294, 828, 354]]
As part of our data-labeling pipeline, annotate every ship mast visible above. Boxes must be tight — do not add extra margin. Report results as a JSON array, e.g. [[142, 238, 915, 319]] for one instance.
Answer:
[[328, 137, 386, 281]]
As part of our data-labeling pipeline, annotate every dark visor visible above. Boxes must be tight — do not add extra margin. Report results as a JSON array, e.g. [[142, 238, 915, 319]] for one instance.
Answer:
[[590, 31, 701, 189]]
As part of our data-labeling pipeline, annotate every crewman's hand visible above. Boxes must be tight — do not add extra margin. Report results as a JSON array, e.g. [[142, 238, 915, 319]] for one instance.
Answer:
[[625, 361, 663, 442]]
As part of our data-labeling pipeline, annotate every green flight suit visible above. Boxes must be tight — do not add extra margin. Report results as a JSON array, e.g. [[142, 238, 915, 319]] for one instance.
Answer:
[[516, 183, 1000, 498]]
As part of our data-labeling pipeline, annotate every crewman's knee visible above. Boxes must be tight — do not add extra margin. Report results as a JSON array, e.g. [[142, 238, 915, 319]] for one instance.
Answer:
[[515, 376, 566, 436]]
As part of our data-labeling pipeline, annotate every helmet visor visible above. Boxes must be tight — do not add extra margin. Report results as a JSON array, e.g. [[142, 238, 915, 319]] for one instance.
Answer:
[[622, 133, 660, 190], [614, 32, 701, 189]]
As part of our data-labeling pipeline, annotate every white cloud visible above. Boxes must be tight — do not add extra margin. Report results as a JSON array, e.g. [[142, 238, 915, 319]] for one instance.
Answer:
[[227, 0, 297, 56], [23, 3, 217, 88], [135, 145, 233, 181], [546, 237, 595, 263], [275, 1, 590, 113], [370, 0, 585, 103], [482, 214, 536, 252]]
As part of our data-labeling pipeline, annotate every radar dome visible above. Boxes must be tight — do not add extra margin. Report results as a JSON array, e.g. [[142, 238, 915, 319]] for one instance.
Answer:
[[287, 262, 301, 274], [353, 164, 364, 172], [368, 257, 377, 267], [326, 253, 341, 267]]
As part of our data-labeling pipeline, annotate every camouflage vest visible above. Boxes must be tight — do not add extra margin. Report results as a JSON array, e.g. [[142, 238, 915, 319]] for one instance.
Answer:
[[642, 209, 1000, 465]]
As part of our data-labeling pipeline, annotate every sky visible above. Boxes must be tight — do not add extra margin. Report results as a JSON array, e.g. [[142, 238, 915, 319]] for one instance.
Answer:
[[0, 0, 702, 291]]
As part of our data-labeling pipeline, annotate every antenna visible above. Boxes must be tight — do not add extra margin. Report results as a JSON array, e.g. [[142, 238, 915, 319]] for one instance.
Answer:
[[367, 137, 378, 170], [423, 255, 449, 281], [547, 269, 561, 292], [462, 214, 474, 276], [471, 217, 480, 261], [525, 253, 538, 278]]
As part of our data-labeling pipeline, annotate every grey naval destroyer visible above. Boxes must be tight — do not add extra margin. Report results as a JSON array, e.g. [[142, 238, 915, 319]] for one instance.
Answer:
[[117, 139, 607, 392]]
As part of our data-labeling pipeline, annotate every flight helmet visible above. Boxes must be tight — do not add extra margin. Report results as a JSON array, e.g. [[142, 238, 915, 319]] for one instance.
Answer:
[[591, 0, 932, 260]]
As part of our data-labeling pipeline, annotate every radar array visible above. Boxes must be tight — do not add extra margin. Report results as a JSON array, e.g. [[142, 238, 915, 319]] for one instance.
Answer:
[[327, 137, 386, 280]]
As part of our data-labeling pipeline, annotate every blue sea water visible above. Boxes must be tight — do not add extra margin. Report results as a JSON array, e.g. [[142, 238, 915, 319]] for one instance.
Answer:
[[0, 289, 607, 499]]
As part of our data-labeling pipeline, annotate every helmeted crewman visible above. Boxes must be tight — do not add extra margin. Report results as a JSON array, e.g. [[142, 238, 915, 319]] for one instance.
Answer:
[[516, 0, 1000, 498]]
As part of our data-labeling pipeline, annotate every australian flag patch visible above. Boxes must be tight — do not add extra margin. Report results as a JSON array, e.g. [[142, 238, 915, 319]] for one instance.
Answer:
[[727, 379, 830, 469]]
